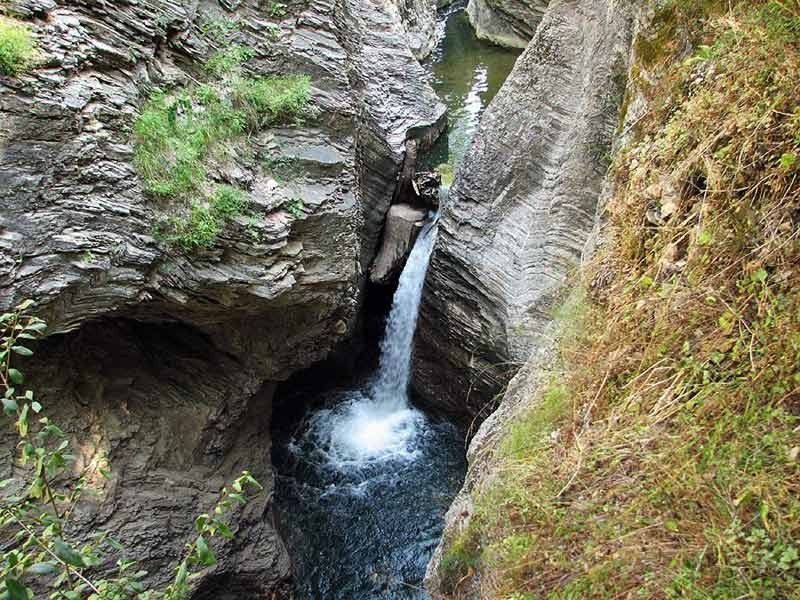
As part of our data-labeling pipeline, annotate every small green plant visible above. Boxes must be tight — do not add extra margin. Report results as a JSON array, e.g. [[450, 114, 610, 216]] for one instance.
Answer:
[[283, 197, 304, 218], [233, 75, 310, 128], [0, 16, 37, 76], [265, 2, 287, 18], [265, 23, 282, 42], [0, 302, 262, 599], [203, 44, 254, 77], [200, 16, 240, 43], [164, 186, 249, 250]]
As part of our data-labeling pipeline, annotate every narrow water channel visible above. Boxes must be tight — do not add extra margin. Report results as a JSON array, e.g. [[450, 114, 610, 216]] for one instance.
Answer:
[[272, 6, 521, 599]]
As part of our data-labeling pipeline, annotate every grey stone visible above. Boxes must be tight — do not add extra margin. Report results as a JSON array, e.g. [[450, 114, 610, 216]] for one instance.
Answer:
[[413, 0, 636, 417], [369, 203, 428, 284], [0, 0, 443, 593], [466, 0, 548, 48]]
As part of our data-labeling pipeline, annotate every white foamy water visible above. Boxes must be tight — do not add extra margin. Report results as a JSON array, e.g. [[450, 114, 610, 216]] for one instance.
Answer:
[[301, 217, 439, 467]]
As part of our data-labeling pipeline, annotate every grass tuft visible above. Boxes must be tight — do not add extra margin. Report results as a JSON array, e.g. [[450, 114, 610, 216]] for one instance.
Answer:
[[0, 16, 37, 76], [233, 75, 310, 128]]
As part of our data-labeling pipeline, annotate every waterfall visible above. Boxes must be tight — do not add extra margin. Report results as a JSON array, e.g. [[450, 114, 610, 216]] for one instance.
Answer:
[[372, 218, 438, 409], [301, 214, 438, 467]]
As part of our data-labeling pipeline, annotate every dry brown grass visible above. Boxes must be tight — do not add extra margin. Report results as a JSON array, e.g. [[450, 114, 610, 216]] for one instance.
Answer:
[[439, 1, 800, 598]]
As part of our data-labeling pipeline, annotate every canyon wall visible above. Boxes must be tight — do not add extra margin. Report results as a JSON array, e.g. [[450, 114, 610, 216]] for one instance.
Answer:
[[466, 0, 547, 47], [0, 0, 442, 594], [414, 0, 635, 417]]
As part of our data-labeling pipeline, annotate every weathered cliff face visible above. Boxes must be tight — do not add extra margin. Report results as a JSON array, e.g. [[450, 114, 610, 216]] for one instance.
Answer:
[[414, 0, 635, 417], [466, 0, 547, 47], [0, 0, 443, 593]]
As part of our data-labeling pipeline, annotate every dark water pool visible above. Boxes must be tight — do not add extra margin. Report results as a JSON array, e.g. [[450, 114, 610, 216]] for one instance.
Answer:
[[272, 382, 466, 599]]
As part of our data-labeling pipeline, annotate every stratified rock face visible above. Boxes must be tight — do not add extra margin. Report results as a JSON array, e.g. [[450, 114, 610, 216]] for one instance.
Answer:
[[466, 0, 548, 48], [0, 0, 442, 593], [12, 321, 292, 597], [414, 0, 635, 416]]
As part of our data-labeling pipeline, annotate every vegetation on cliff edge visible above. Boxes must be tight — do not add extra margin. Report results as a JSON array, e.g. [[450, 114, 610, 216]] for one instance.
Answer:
[[0, 15, 37, 76], [132, 14, 310, 251], [440, 1, 800, 598]]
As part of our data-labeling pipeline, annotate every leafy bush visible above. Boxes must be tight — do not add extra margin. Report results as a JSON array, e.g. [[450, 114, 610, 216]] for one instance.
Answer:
[[0, 301, 262, 599], [0, 16, 37, 76]]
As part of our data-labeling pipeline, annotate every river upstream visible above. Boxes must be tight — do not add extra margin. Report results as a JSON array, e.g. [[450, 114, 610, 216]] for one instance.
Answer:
[[272, 5, 521, 598]]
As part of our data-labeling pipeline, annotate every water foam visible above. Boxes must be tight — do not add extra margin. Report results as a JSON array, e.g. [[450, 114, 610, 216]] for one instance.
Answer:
[[299, 217, 439, 467]]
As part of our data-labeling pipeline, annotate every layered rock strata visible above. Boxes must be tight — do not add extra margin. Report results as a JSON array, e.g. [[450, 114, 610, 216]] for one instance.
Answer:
[[0, 0, 443, 593], [414, 0, 635, 416]]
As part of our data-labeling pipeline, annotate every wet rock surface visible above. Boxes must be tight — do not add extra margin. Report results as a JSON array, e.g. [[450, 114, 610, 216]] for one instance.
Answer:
[[0, 0, 444, 593], [369, 204, 428, 285], [466, 0, 547, 48], [414, 0, 637, 417]]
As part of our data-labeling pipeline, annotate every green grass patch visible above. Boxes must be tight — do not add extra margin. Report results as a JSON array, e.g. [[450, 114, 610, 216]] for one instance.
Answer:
[[439, 522, 482, 594], [204, 44, 255, 77], [159, 185, 249, 250], [0, 16, 37, 76], [133, 89, 245, 198], [233, 75, 310, 128], [132, 30, 311, 252]]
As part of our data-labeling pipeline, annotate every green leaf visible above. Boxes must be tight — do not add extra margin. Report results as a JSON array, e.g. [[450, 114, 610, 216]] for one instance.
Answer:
[[780, 152, 797, 170], [174, 561, 188, 587], [195, 514, 209, 533], [25, 322, 47, 333], [2, 397, 19, 415], [17, 403, 29, 437], [216, 521, 233, 540], [31, 401, 42, 413], [8, 368, 24, 384], [11, 346, 33, 357], [53, 538, 86, 568], [195, 535, 216, 566], [665, 520, 679, 533], [27, 561, 58, 575], [4, 575, 29, 600]]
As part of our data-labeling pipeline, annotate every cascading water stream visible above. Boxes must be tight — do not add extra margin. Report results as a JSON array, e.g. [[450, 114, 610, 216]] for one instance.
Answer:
[[272, 5, 521, 597], [373, 219, 438, 409], [303, 219, 438, 467]]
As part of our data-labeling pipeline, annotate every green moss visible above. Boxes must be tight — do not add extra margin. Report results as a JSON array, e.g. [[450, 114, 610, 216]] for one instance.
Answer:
[[439, 523, 482, 593], [0, 16, 37, 76]]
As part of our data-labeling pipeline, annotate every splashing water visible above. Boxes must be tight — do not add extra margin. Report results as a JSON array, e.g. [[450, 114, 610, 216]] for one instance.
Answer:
[[303, 219, 438, 467], [373, 219, 438, 407]]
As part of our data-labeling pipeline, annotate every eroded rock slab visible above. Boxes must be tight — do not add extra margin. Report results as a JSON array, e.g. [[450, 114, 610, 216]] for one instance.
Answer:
[[466, 0, 548, 48], [414, 0, 636, 417], [369, 203, 428, 284]]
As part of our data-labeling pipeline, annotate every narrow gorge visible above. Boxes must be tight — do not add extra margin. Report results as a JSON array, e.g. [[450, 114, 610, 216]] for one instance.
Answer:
[[1, 0, 798, 599]]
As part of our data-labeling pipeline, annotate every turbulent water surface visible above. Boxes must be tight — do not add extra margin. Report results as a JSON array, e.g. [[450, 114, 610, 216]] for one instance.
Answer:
[[273, 6, 521, 599]]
